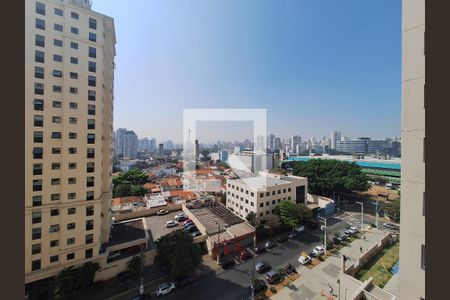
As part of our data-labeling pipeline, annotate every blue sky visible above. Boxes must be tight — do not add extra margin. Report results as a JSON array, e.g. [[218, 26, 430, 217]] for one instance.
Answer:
[[92, 0, 401, 143]]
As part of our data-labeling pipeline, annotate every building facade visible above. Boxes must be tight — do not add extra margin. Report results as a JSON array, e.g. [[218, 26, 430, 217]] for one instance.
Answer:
[[25, 0, 115, 290], [330, 131, 341, 149], [226, 173, 307, 219], [114, 128, 138, 158], [399, 0, 425, 299]]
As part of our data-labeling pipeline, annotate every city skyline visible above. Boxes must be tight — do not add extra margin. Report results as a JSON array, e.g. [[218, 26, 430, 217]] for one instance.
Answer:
[[92, 0, 401, 142]]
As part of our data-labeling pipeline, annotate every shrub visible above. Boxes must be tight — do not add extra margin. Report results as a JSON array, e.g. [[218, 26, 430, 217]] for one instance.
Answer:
[[318, 256, 325, 261], [270, 286, 277, 293]]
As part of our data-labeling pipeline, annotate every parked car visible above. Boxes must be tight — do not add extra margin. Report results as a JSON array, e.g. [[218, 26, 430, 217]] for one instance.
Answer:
[[383, 222, 400, 231], [276, 235, 288, 243], [176, 216, 188, 222], [239, 249, 252, 261], [165, 220, 178, 228], [192, 231, 202, 237], [252, 246, 266, 255], [174, 213, 187, 221], [156, 283, 175, 296], [183, 219, 193, 226], [339, 233, 349, 241], [287, 231, 298, 239], [184, 223, 196, 231], [156, 210, 170, 216], [309, 251, 318, 258], [294, 225, 306, 233], [331, 237, 341, 245], [312, 245, 325, 256], [131, 293, 152, 300], [220, 258, 235, 269], [266, 270, 281, 285], [298, 254, 312, 265], [183, 221, 194, 228], [185, 225, 198, 233], [255, 261, 270, 273], [178, 277, 197, 288], [265, 240, 277, 250], [348, 226, 359, 234]]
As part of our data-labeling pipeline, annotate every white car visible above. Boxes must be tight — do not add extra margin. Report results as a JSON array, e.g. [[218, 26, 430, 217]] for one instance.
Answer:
[[312, 245, 325, 256], [165, 220, 178, 228], [108, 251, 121, 259], [156, 282, 175, 296], [298, 255, 312, 265], [348, 226, 358, 234], [174, 213, 187, 221]]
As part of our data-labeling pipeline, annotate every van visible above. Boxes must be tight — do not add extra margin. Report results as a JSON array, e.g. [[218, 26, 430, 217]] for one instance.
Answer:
[[298, 254, 311, 265], [265, 270, 281, 285]]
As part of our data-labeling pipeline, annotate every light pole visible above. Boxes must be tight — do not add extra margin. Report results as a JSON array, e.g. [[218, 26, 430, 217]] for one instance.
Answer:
[[318, 216, 327, 255], [356, 201, 364, 230], [216, 219, 221, 265]]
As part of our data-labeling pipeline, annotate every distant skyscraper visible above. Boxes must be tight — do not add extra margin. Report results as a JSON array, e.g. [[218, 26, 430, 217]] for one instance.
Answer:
[[159, 143, 164, 155], [194, 139, 200, 158], [115, 129, 138, 158], [274, 137, 281, 150], [331, 131, 342, 149], [291, 135, 302, 152]]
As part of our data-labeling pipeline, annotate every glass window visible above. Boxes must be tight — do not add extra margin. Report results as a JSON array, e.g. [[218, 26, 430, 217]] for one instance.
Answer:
[[32, 211, 41, 224], [50, 240, 59, 247], [52, 116, 61, 124], [71, 27, 79, 35], [71, 11, 79, 19], [33, 163, 42, 175], [34, 99, 44, 111], [86, 206, 94, 216], [67, 253, 75, 260], [68, 148, 77, 154], [32, 260, 41, 271], [67, 223, 76, 230], [69, 102, 78, 109], [68, 177, 76, 184], [53, 54, 62, 62], [85, 248, 93, 259], [34, 83, 44, 95], [86, 220, 94, 230], [52, 70, 62, 77], [50, 255, 59, 263], [35, 18, 45, 30], [88, 76, 96, 87], [89, 32, 96, 42], [32, 227, 41, 240], [51, 163, 60, 170], [70, 41, 78, 49], [70, 57, 78, 64], [70, 87, 78, 94], [50, 209, 59, 216], [32, 196, 42, 207], [88, 104, 95, 115], [35, 50, 45, 63], [69, 117, 77, 124], [35, 67, 44, 79], [49, 224, 60, 233], [87, 148, 95, 158], [87, 162, 94, 172], [86, 234, 93, 244], [34, 115, 43, 127], [33, 147, 43, 159], [36, 2, 45, 15], [68, 208, 76, 215], [51, 178, 60, 185], [88, 90, 96, 101], [68, 192, 76, 200], [89, 18, 97, 30], [54, 39, 63, 47], [87, 176, 94, 187], [54, 23, 63, 32], [53, 85, 62, 93], [32, 180, 42, 191], [70, 72, 78, 79], [51, 148, 61, 155], [86, 191, 94, 200], [88, 47, 96, 58], [87, 134, 95, 144], [35, 34, 45, 47], [69, 132, 77, 139], [87, 119, 95, 130], [53, 100, 62, 108], [54, 8, 63, 16], [67, 237, 75, 245]]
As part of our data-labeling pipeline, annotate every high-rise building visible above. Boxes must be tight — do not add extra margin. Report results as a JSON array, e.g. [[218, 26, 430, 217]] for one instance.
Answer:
[[114, 128, 138, 158], [194, 139, 200, 158], [399, 0, 425, 299], [158, 143, 164, 155], [330, 131, 342, 149], [25, 0, 116, 291], [291, 135, 302, 152]]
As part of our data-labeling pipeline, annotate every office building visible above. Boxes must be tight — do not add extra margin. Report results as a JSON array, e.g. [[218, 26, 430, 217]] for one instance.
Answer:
[[226, 173, 307, 219], [330, 131, 341, 149], [291, 135, 302, 152], [25, 0, 116, 292], [336, 137, 396, 155], [228, 151, 274, 174], [158, 143, 164, 155], [114, 128, 138, 158], [399, 0, 425, 299]]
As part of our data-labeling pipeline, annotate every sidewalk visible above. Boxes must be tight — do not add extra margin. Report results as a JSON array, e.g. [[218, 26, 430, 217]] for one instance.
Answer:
[[271, 227, 387, 300]]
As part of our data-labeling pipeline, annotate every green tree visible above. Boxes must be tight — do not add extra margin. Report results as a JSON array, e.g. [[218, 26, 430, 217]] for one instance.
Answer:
[[54, 262, 100, 298], [296, 203, 313, 223], [246, 211, 258, 226], [287, 159, 370, 197], [155, 230, 202, 279], [113, 182, 132, 198], [275, 200, 299, 230], [131, 185, 147, 196], [126, 255, 143, 275]]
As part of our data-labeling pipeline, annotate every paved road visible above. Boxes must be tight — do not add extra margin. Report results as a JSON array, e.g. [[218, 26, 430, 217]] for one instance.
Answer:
[[116, 214, 373, 300]]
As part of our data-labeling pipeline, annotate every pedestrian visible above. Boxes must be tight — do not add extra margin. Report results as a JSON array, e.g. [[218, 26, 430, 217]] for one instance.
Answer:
[[329, 286, 333, 295], [360, 246, 363, 253]]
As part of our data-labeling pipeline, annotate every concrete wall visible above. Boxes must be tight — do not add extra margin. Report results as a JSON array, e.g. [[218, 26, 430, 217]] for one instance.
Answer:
[[113, 204, 182, 222]]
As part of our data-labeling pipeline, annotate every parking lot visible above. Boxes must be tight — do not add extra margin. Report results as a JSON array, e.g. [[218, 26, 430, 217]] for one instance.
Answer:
[[145, 210, 184, 249]]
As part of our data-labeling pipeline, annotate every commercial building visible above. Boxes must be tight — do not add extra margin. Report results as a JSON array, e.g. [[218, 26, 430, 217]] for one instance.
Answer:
[[330, 131, 341, 149], [25, 0, 115, 293], [336, 137, 398, 156], [114, 128, 138, 158], [291, 135, 302, 152], [399, 0, 425, 299], [226, 172, 307, 219]]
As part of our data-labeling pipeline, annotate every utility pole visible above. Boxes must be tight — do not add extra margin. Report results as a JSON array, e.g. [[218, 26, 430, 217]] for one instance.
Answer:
[[356, 201, 363, 230], [375, 199, 379, 228], [318, 216, 327, 255], [216, 219, 221, 265]]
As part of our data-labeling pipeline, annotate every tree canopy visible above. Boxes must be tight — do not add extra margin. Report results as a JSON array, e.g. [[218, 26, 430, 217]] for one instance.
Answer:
[[54, 262, 100, 298], [154, 230, 202, 279], [112, 169, 148, 198], [245, 211, 257, 226], [285, 159, 370, 197], [275, 200, 313, 229]]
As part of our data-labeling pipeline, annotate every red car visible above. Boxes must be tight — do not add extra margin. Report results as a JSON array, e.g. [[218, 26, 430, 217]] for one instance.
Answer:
[[183, 219, 193, 226], [239, 249, 252, 261]]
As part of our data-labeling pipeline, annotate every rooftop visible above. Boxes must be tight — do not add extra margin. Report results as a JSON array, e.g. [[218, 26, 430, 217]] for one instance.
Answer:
[[232, 175, 291, 189], [109, 219, 147, 247]]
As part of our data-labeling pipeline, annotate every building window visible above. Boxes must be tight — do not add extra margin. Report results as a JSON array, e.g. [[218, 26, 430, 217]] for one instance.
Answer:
[[88, 47, 96, 58], [87, 119, 95, 130], [36, 18, 45, 30], [69, 117, 78, 125], [70, 72, 78, 79], [51, 194, 60, 201], [53, 85, 62, 93], [50, 255, 59, 263], [88, 76, 96, 87], [51, 163, 60, 170], [88, 61, 96, 73], [54, 23, 63, 32], [86, 206, 94, 216], [85, 249, 94, 259], [272, 200, 275, 205], [34, 83, 44, 95], [35, 50, 45, 63], [49, 224, 60, 233], [35, 34, 45, 47], [71, 11, 79, 19], [266, 211, 270, 215], [87, 134, 95, 144], [32, 228, 41, 240], [53, 70, 63, 78], [67, 223, 76, 230], [68, 148, 77, 154], [89, 18, 97, 30], [87, 162, 95, 173], [88, 90, 96, 101], [250, 202, 254, 207], [32, 196, 42, 207], [33, 131, 43, 143], [51, 208, 59, 216], [68, 177, 76, 185], [68, 192, 76, 200], [68, 132, 77, 139], [87, 177, 94, 187], [288, 188, 291, 192], [33, 147, 43, 159], [87, 148, 95, 158], [259, 203, 263, 208], [88, 104, 95, 115], [36, 2, 45, 15], [35, 66, 44, 79], [86, 220, 94, 231], [69, 102, 78, 109], [33, 99, 44, 111], [53, 55, 63, 63], [50, 240, 59, 247], [89, 32, 97, 42], [51, 148, 61, 154], [266, 201, 269, 206], [71, 27, 79, 35], [86, 234, 93, 244], [68, 207, 76, 215], [266, 192, 270, 196], [32, 211, 42, 224], [33, 163, 42, 175], [68, 162, 77, 170], [32, 260, 41, 271], [70, 57, 78, 64], [67, 253, 75, 260], [51, 178, 60, 185], [86, 191, 94, 200], [260, 212, 263, 217], [54, 7, 63, 16], [67, 237, 75, 245], [51, 132, 61, 139], [53, 101, 62, 108], [70, 41, 78, 49], [54, 39, 63, 47], [421, 244, 425, 270], [70, 87, 78, 94], [33, 180, 42, 191]]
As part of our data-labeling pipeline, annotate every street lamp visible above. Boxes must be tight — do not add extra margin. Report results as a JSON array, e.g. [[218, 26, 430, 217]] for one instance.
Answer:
[[355, 201, 364, 230], [318, 216, 327, 255]]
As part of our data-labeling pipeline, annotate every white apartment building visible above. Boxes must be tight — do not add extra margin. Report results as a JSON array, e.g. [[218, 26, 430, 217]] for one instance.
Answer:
[[226, 173, 307, 219], [25, 0, 116, 292], [399, 0, 425, 299], [228, 151, 274, 174]]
